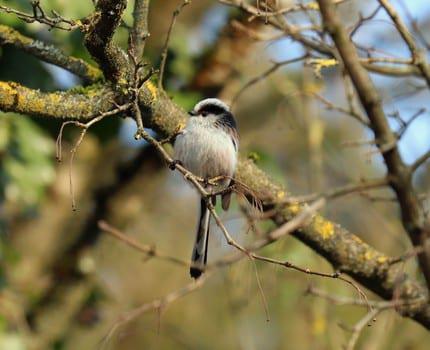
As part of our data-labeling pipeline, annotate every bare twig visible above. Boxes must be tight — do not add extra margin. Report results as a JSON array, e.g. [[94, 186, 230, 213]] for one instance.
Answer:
[[98, 220, 189, 266], [311, 92, 369, 127], [102, 276, 207, 347], [233, 54, 308, 105], [306, 286, 426, 309], [0, 2, 79, 31], [348, 5, 382, 38], [345, 309, 380, 350], [56, 103, 131, 209], [307, 286, 424, 349], [207, 198, 369, 308], [251, 258, 270, 322], [283, 178, 388, 204], [397, 0, 430, 50], [411, 149, 430, 173], [218, 0, 348, 18], [389, 245, 427, 265], [158, 0, 190, 89], [378, 0, 430, 88], [397, 108, 426, 138]]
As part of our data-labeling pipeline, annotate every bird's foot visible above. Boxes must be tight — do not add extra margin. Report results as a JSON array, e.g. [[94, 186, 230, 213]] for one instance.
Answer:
[[169, 159, 183, 170]]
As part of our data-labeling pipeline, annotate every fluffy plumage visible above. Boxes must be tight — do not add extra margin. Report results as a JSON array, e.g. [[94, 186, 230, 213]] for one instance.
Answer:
[[174, 98, 238, 278]]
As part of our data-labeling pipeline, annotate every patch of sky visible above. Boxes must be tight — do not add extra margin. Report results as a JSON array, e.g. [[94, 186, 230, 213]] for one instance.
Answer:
[[188, 4, 230, 54], [42, 62, 78, 89], [119, 118, 153, 148]]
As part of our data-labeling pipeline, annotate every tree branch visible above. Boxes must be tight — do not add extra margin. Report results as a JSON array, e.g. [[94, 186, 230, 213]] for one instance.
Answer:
[[158, 0, 190, 89], [0, 81, 114, 119], [411, 149, 430, 173], [317, 0, 430, 293], [219, 0, 430, 80], [0, 24, 102, 83], [1, 74, 430, 327], [83, 0, 129, 83], [0, 2, 79, 31], [378, 0, 430, 88], [131, 0, 150, 60]]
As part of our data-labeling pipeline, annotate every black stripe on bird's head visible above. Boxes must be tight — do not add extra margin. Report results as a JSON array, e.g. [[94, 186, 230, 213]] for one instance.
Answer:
[[189, 98, 230, 117]]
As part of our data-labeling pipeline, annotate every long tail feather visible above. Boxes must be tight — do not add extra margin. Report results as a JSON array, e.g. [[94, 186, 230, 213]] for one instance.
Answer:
[[190, 197, 212, 278]]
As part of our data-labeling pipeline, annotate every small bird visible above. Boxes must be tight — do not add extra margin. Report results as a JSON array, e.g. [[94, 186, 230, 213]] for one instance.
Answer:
[[174, 98, 239, 278]]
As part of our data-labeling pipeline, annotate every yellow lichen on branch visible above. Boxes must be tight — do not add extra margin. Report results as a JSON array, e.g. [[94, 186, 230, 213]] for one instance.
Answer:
[[0, 81, 17, 107], [0, 81, 112, 120], [0, 24, 102, 83], [0, 24, 32, 45], [288, 202, 301, 215], [312, 215, 335, 239], [145, 81, 158, 100]]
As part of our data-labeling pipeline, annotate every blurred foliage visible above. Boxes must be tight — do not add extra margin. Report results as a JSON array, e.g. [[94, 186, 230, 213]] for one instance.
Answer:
[[0, 114, 55, 208]]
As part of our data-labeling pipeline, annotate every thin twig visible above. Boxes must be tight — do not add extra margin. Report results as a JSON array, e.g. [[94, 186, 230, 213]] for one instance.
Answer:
[[56, 103, 131, 209], [283, 178, 388, 204], [98, 220, 189, 266], [0, 2, 79, 31], [348, 5, 382, 38], [311, 92, 369, 127], [306, 285, 426, 349], [251, 258, 270, 322], [101, 276, 207, 348], [378, 0, 430, 88], [345, 309, 380, 350], [218, 0, 348, 18], [207, 198, 370, 309], [397, 108, 426, 138], [306, 286, 426, 308], [411, 149, 430, 173], [158, 0, 190, 89], [232, 54, 308, 105]]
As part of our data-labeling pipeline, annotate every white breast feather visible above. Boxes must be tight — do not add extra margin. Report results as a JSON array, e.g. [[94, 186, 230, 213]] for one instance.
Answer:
[[174, 116, 237, 183]]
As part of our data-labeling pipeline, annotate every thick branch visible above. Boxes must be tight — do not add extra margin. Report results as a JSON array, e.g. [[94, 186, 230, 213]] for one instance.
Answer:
[[83, 0, 129, 83], [1, 79, 429, 327], [317, 0, 429, 292], [0, 81, 114, 119], [0, 25, 102, 83]]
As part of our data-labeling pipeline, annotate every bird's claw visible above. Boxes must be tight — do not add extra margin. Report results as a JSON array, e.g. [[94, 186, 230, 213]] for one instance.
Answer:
[[203, 177, 210, 187], [169, 159, 182, 171]]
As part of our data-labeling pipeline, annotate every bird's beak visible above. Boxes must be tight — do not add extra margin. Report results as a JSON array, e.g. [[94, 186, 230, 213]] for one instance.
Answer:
[[188, 110, 197, 116]]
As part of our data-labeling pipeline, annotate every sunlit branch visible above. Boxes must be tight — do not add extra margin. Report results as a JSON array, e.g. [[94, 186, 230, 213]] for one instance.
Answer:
[[0, 24, 102, 83]]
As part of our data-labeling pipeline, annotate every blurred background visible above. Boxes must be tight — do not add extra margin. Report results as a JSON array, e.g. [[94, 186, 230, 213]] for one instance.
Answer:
[[0, 0, 430, 349]]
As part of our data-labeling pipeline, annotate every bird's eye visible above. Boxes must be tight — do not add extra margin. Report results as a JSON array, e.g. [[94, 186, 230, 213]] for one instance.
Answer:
[[201, 111, 208, 117]]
